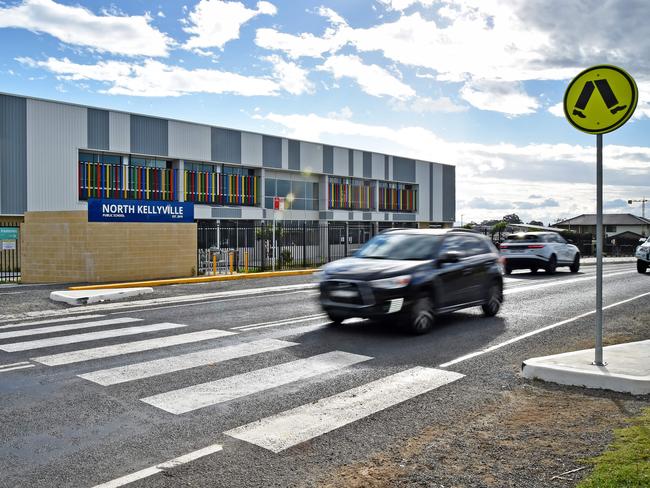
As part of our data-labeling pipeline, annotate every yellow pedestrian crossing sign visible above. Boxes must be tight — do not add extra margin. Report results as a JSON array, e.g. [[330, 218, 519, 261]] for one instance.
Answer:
[[564, 65, 637, 134]]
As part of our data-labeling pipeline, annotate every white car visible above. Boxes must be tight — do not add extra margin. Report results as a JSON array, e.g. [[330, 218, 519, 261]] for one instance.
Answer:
[[499, 232, 580, 275], [635, 237, 649, 273]]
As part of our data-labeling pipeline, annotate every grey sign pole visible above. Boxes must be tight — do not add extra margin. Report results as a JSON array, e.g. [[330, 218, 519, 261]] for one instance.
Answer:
[[594, 134, 605, 366]]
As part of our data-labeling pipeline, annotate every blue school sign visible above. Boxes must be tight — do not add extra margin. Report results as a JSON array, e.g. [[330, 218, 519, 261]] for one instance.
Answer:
[[88, 198, 194, 223]]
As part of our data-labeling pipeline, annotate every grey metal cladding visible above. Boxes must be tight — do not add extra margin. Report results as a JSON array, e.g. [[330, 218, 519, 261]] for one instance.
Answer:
[[429, 164, 433, 221], [262, 135, 282, 168], [442, 165, 456, 222], [131, 115, 168, 156], [349, 212, 354, 220], [87, 108, 109, 150], [348, 149, 353, 176], [323, 145, 333, 174], [212, 127, 241, 164], [393, 157, 416, 182], [211, 207, 242, 219], [0, 95, 27, 214], [288, 140, 300, 170], [363, 152, 372, 178], [393, 213, 416, 221], [319, 211, 333, 220], [363, 212, 372, 220], [384, 155, 389, 180]]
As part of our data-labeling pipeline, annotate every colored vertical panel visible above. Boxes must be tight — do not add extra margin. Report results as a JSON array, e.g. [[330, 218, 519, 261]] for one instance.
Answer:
[[262, 135, 282, 168], [130, 115, 168, 156], [87, 108, 109, 150], [288, 140, 300, 170], [0, 95, 27, 214]]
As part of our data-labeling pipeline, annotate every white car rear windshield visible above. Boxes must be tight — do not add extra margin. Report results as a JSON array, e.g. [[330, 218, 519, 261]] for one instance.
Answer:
[[504, 234, 543, 243]]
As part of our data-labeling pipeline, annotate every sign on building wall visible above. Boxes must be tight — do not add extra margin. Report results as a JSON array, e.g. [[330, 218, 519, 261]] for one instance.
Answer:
[[0, 228, 19, 240], [88, 199, 194, 223]]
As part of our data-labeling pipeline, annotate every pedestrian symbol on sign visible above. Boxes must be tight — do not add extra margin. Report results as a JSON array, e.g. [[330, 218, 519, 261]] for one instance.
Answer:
[[572, 79, 626, 119]]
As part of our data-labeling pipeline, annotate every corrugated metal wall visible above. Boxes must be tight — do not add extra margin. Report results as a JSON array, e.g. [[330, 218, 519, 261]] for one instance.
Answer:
[[300, 141, 323, 174], [322, 146, 333, 174], [241, 132, 263, 166], [131, 115, 168, 156], [168, 120, 210, 161], [27, 99, 87, 211], [109, 111, 130, 152], [212, 127, 241, 164], [262, 135, 282, 168], [442, 164, 456, 222], [0, 95, 27, 214], [393, 157, 416, 183], [288, 139, 300, 170], [87, 108, 109, 151]]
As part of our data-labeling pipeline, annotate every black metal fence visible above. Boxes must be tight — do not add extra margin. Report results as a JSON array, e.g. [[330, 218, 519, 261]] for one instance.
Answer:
[[197, 221, 386, 273], [0, 221, 21, 283]]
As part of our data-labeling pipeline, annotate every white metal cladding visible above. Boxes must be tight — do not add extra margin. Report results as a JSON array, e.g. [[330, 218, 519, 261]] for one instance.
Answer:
[[371, 153, 384, 180], [430, 163, 444, 222], [352, 150, 363, 177], [281, 138, 289, 169], [168, 120, 210, 161], [241, 132, 263, 167], [299, 142, 323, 174], [332, 147, 348, 175], [108, 111, 130, 153], [387, 155, 393, 180], [27, 99, 87, 212], [416, 161, 431, 221]]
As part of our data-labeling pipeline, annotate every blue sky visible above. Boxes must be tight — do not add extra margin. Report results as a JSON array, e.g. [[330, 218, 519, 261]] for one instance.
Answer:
[[1, 0, 649, 225]]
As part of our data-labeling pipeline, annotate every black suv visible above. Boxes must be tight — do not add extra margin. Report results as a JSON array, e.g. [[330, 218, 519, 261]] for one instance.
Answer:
[[318, 228, 504, 334]]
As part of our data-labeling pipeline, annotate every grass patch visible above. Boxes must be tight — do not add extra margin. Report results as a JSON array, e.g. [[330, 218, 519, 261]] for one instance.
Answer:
[[578, 407, 650, 488]]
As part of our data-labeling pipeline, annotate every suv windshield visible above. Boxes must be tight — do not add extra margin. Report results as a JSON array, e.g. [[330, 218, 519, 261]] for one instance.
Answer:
[[356, 233, 440, 260], [504, 234, 543, 243]]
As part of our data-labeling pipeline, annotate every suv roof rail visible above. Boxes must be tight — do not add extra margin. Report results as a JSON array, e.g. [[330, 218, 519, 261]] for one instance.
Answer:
[[448, 228, 479, 234]]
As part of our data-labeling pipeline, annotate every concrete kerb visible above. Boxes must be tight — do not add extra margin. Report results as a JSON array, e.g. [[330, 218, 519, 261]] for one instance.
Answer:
[[68, 269, 318, 291], [51, 288, 154, 306], [522, 340, 650, 395]]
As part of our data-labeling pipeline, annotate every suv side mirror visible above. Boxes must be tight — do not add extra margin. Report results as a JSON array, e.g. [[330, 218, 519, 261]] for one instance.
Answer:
[[438, 250, 463, 264], [640, 238, 647, 244], [567, 238, 575, 244]]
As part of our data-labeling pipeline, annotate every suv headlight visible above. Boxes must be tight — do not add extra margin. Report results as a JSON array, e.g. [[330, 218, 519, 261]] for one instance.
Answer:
[[370, 275, 412, 289], [313, 270, 327, 281]]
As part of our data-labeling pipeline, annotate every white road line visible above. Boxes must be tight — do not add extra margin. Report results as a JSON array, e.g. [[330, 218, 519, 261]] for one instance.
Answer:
[[0, 314, 105, 330], [0, 317, 142, 340], [504, 270, 636, 295], [91, 443, 223, 488], [141, 350, 372, 415], [439, 290, 650, 368], [0, 323, 187, 352], [0, 284, 319, 322], [79, 339, 298, 386], [0, 364, 35, 373], [0, 361, 30, 369], [232, 313, 327, 331], [33, 329, 236, 366], [225, 367, 464, 453]]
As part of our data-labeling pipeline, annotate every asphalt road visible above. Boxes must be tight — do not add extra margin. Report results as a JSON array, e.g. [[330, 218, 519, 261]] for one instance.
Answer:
[[1, 263, 649, 488]]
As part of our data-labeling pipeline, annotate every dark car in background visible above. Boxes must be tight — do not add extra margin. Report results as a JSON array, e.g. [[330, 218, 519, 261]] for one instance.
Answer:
[[317, 228, 504, 334]]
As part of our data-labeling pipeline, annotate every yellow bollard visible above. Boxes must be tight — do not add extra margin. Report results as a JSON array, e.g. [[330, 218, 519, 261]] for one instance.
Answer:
[[212, 254, 217, 275], [229, 251, 234, 274], [244, 251, 249, 273]]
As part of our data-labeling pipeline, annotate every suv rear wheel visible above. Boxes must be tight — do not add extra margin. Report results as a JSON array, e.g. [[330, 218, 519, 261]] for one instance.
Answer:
[[545, 255, 557, 274], [326, 313, 344, 326], [481, 281, 503, 317], [409, 295, 434, 334], [638, 260, 648, 274], [570, 254, 580, 273]]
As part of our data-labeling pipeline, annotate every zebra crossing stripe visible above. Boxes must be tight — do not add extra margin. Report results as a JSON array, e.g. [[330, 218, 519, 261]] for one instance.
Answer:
[[0, 318, 142, 340], [79, 339, 298, 386], [141, 351, 372, 415], [225, 367, 464, 453], [32, 329, 236, 366], [0, 323, 187, 352], [0, 314, 105, 330], [91, 443, 223, 488]]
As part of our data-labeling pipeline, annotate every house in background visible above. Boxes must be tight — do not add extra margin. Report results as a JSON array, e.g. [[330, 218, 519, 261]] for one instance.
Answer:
[[555, 214, 649, 254]]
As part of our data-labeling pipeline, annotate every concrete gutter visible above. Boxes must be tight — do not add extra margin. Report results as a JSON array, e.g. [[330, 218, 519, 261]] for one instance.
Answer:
[[522, 339, 650, 395], [51, 287, 154, 306], [68, 269, 318, 290]]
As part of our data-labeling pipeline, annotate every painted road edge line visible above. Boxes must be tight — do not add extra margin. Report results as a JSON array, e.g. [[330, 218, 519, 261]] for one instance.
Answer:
[[0, 314, 106, 330], [91, 443, 223, 488], [439, 291, 650, 368], [0, 361, 35, 373]]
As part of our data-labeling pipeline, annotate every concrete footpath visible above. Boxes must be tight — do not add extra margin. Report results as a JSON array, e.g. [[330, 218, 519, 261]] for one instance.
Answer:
[[522, 340, 650, 395]]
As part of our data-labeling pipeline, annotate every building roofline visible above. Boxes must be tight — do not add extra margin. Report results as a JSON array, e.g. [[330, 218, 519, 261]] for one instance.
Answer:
[[0, 90, 451, 168]]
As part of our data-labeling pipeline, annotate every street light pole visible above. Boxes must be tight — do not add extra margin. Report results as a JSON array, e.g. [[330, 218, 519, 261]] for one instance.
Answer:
[[627, 197, 648, 218]]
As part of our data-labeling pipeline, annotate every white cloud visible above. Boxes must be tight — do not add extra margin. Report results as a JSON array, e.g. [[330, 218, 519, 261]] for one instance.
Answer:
[[264, 55, 314, 95], [319, 55, 415, 100], [459, 79, 539, 116], [19, 57, 281, 97], [0, 0, 173, 57], [183, 0, 276, 50], [548, 102, 564, 118], [378, 0, 436, 11], [391, 96, 467, 113]]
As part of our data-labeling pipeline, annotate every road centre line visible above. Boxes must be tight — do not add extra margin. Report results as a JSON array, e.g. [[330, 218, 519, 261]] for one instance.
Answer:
[[0, 284, 320, 323], [0, 317, 142, 340], [439, 290, 650, 369], [0, 314, 105, 330], [231, 313, 327, 330], [91, 443, 223, 488]]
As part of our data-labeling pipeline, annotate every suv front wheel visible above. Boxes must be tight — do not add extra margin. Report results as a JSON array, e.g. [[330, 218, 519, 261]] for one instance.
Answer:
[[481, 281, 503, 317], [408, 295, 434, 334]]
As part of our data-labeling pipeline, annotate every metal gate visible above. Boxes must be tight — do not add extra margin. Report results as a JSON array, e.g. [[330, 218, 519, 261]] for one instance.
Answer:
[[0, 222, 21, 283]]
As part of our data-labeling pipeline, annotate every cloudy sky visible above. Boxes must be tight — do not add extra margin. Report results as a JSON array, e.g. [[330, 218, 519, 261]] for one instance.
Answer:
[[1, 0, 649, 225]]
